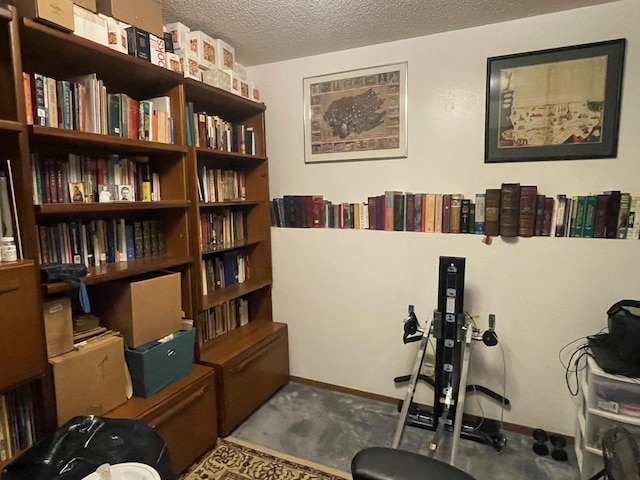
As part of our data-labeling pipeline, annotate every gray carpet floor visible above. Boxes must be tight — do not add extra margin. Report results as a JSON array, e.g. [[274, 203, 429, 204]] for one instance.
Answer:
[[232, 382, 583, 480]]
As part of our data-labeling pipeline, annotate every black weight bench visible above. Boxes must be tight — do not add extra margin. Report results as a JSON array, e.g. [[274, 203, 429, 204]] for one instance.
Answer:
[[352, 447, 475, 480]]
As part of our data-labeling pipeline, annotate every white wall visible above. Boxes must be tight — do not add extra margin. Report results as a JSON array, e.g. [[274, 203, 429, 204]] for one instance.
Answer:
[[248, 0, 640, 435]]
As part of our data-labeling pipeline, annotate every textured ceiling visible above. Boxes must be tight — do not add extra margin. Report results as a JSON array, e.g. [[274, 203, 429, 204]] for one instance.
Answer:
[[158, 0, 620, 66]]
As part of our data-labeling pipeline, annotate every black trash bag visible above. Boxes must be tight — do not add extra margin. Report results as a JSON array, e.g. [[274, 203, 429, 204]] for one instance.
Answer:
[[2, 416, 176, 480]]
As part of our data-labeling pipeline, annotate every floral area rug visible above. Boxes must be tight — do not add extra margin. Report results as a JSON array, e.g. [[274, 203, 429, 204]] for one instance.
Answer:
[[181, 437, 351, 480]]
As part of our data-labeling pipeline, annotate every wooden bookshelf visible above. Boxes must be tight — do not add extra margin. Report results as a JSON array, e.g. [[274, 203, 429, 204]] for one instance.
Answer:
[[199, 200, 260, 208], [201, 277, 272, 311], [0, 119, 22, 132], [36, 200, 190, 216], [201, 238, 262, 255]]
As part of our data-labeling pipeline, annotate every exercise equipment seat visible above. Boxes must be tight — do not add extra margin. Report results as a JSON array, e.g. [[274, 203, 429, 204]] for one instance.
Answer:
[[352, 447, 475, 480]]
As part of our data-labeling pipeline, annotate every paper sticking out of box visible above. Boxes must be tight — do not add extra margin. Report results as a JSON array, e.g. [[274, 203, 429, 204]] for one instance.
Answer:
[[201, 67, 231, 91], [165, 21, 190, 51], [73, 4, 108, 45], [189, 31, 216, 71], [216, 38, 235, 72]]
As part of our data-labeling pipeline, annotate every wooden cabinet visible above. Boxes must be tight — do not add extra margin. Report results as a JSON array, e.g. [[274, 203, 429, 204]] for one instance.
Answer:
[[200, 321, 289, 436], [105, 364, 217, 474]]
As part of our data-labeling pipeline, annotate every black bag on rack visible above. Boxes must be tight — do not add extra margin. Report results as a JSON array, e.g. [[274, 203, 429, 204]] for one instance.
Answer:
[[40, 263, 91, 314], [588, 300, 640, 377]]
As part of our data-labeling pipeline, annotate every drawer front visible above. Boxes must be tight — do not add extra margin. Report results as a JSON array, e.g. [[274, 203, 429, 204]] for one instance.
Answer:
[[0, 262, 47, 390], [144, 372, 218, 474], [221, 329, 289, 436]]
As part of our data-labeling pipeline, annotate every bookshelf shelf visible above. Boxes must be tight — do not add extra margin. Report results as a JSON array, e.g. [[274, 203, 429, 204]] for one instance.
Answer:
[[184, 79, 265, 122], [199, 200, 260, 209], [0, 119, 22, 132], [201, 278, 271, 311], [30, 126, 187, 154], [0, 5, 12, 21], [201, 238, 262, 255], [43, 255, 193, 294], [35, 200, 190, 216], [195, 147, 267, 164]]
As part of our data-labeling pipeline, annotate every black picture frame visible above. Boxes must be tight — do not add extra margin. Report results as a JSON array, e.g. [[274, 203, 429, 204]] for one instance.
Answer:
[[484, 39, 626, 163]]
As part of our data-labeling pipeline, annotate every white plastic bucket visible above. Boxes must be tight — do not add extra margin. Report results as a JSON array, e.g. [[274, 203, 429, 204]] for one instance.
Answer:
[[81, 463, 161, 480]]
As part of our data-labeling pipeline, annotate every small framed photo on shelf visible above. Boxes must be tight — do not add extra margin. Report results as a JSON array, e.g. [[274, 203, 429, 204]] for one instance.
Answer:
[[485, 39, 626, 163], [303, 62, 408, 163], [69, 182, 85, 203], [117, 184, 133, 202], [98, 184, 116, 203]]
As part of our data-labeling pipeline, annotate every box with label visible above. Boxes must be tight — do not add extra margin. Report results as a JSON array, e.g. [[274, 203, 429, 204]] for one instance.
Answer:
[[73, 4, 108, 46], [239, 79, 250, 99], [126, 26, 151, 62], [99, 14, 128, 53], [251, 83, 260, 102], [201, 67, 231, 91], [189, 30, 216, 70], [43, 296, 74, 359], [50, 334, 128, 425], [215, 38, 235, 72], [230, 72, 240, 95], [74, 0, 96, 12], [93, 272, 183, 348], [96, 0, 163, 38], [234, 62, 247, 81], [165, 21, 189, 51], [125, 329, 195, 398], [14, 0, 75, 31], [166, 52, 183, 74], [149, 34, 166, 68], [177, 48, 201, 80]]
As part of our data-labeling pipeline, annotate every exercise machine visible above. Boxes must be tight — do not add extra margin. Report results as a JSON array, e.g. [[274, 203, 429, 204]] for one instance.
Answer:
[[392, 257, 508, 463]]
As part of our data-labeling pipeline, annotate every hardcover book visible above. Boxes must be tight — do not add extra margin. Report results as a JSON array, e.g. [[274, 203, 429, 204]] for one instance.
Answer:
[[500, 183, 521, 238], [484, 189, 501, 237], [474, 193, 485, 235], [450, 194, 463, 234], [517, 186, 537, 237]]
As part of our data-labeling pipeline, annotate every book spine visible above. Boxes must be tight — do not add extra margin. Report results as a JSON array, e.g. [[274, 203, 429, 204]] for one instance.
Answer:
[[460, 199, 471, 233], [500, 183, 521, 238], [533, 194, 545, 236], [23, 73, 33, 126], [474, 193, 485, 234], [616, 192, 631, 239], [554, 194, 567, 237], [393, 193, 405, 231], [484, 189, 501, 236], [605, 191, 621, 239], [384, 191, 395, 232], [582, 195, 598, 238], [33, 74, 47, 126], [46, 77, 58, 128], [442, 194, 452, 233], [517, 185, 537, 237]]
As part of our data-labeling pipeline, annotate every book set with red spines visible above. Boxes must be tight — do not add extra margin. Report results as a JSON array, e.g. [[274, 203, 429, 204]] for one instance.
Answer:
[[0, 385, 37, 463], [199, 297, 249, 343], [25, 72, 174, 144], [201, 251, 250, 296], [197, 167, 245, 203], [31, 153, 162, 205], [185, 102, 256, 155], [36, 218, 165, 268], [271, 188, 640, 240], [200, 210, 246, 250]]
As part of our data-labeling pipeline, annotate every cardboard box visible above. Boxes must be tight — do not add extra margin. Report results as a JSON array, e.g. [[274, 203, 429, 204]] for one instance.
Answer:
[[201, 67, 231, 91], [126, 26, 150, 62], [125, 329, 195, 398], [189, 30, 216, 70], [149, 34, 166, 68], [164, 21, 189, 51], [14, 0, 75, 31], [215, 38, 235, 72], [43, 296, 74, 358], [50, 334, 128, 425], [96, 0, 163, 38], [166, 52, 183, 74], [95, 272, 183, 348], [100, 14, 128, 53], [74, 0, 96, 12], [234, 62, 247, 81], [73, 4, 108, 46]]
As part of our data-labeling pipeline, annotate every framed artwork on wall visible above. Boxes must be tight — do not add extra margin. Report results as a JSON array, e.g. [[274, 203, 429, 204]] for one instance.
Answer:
[[485, 39, 626, 163], [303, 62, 408, 163]]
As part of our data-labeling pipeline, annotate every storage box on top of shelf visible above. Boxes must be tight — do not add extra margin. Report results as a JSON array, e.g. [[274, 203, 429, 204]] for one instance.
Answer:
[[164, 21, 189, 51], [239, 79, 250, 99], [14, 0, 75, 31], [43, 296, 74, 358], [99, 13, 128, 53], [96, 0, 163, 38], [125, 328, 195, 398], [49, 333, 128, 425], [188, 30, 216, 70], [234, 62, 247, 81], [201, 67, 231, 91], [74, 0, 96, 12], [215, 38, 235, 72], [73, 4, 108, 46], [251, 83, 260, 102], [230, 72, 240, 95], [166, 52, 183, 74], [94, 272, 183, 348], [177, 48, 201, 80]]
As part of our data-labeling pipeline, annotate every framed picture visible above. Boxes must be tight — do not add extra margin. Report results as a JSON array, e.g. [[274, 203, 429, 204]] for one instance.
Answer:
[[117, 184, 133, 201], [98, 184, 116, 203], [303, 62, 407, 163], [485, 39, 625, 163], [69, 182, 85, 203]]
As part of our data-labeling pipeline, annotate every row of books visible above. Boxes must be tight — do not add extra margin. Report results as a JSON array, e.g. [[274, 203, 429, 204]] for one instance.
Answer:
[[200, 210, 247, 250], [26, 72, 174, 144], [0, 385, 37, 462], [199, 297, 249, 342], [197, 167, 246, 203], [186, 102, 257, 154], [37, 219, 165, 267], [202, 251, 250, 296], [271, 187, 640, 239], [32, 153, 161, 204]]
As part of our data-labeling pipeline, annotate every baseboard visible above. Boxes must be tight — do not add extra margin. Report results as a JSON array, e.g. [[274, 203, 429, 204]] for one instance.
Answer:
[[289, 376, 574, 445]]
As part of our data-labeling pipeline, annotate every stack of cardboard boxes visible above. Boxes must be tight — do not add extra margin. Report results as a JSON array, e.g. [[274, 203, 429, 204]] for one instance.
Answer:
[[44, 272, 195, 426], [13, 0, 261, 102]]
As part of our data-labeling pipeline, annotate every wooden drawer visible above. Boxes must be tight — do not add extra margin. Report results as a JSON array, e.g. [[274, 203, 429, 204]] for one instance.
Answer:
[[0, 260, 47, 391], [105, 364, 218, 474], [219, 324, 289, 436]]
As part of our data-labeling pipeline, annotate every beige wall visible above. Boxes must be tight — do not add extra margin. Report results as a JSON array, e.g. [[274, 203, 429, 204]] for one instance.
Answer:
[[249, 0, 640, 435]]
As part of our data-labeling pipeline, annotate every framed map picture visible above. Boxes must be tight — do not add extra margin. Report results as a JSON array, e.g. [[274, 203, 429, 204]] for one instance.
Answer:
[[303, 62, 407, 163], [485, 39, 625, 163]]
